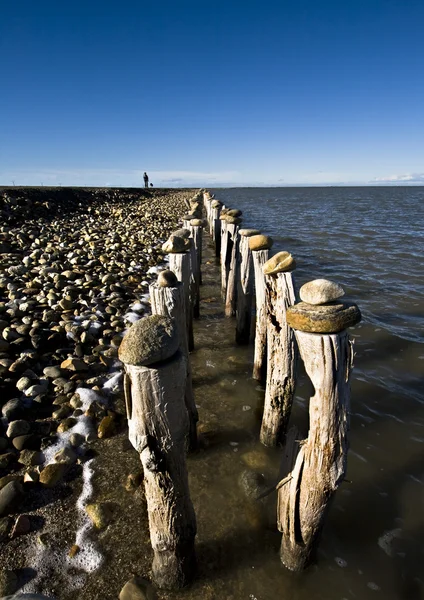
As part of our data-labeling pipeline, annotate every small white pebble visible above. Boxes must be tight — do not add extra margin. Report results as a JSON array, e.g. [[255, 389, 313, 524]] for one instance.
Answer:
[[335, 557, 347, 567], [242, 405, 251, 412]]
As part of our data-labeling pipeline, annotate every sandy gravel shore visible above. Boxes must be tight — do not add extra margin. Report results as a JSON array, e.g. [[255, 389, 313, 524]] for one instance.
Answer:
[[0, 186, 196, 598]]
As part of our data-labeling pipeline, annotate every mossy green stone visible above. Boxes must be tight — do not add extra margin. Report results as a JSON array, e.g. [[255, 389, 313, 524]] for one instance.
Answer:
[[286, 301, 361, 333], [118, 315, 179, 366]]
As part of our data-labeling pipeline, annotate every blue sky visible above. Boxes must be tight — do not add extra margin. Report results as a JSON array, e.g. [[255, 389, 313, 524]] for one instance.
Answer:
[[1, 0, 423, 187]]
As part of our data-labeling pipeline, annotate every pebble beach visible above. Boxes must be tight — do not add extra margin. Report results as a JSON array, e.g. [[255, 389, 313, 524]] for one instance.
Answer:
[[0, 187, 196, 598]]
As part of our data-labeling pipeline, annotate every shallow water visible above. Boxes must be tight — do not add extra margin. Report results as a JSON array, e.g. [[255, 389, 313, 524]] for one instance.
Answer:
[[199, 186, 424, 600]]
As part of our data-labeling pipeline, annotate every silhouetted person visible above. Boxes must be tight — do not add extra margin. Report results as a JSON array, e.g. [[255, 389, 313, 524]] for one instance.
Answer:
[[143, 172, 149, 188]]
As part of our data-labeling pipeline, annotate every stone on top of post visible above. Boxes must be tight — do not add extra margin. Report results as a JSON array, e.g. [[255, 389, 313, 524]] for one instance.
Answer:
[[277, 279, 361, 572]]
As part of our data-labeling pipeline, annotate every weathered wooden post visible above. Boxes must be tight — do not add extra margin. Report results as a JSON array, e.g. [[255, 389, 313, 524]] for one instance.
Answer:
[[220, 213, 229, 299], [236, 228, 260, 344], [260, 252, 298, 447], [224, 211, 242, 317], [277, 279, 361, 571], [211, 200, 223, 258], [189, 217, 204, 290], [164, 234, 194, 351], [249, 234, 273, 381], [203, 190, 212, 221], [119, 315, 197, 588], [149, 271, 198, 451]]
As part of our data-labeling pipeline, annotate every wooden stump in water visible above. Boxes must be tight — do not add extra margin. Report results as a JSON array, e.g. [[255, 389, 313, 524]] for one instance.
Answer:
[[249, 235, 273, 381], [189, 218, 203, 297], [149, 273, 198, 451], [260, 257, 297, 447], [119, 316, 197, 588], [168, 250, 194, 351], [277, 288, 361, 571], [235, 228, 260, 344], [224, 222, 241, 317], [220, 217, 229, 300]]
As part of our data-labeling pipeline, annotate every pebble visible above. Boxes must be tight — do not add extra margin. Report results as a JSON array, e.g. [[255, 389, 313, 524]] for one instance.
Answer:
[[119, 576, 157, 600], [299, 278, 345, 305], [263, 251, 295, 274], [286, 301, 362, 333], [60, 357, 88, 372], [39, 463, 68, 487], [6, 420, 30, 439], [248, 235, 273, 251], [161, 235, 189, 253], [0, 480, 24, 517], [118, 315, 179, 366], [97, 415, 116, 439], [85, 502, 114, 529], [10, 514, 31, 537]]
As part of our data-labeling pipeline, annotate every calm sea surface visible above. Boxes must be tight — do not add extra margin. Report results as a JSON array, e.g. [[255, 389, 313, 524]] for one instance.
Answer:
[[199, 186, 424, 600]]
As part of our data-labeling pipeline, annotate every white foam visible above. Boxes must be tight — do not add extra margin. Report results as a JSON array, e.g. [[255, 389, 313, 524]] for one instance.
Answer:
[[75, 387, 106, 410], [103, 371, 123, 392], [130, 302, 144, 312], [123, 312, 141, 323]]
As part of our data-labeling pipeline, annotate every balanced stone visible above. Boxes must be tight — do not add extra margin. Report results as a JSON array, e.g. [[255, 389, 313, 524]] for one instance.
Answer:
[[225, 215, 242, 225], [172, 228, 190, 239], [299, 279, 345, 305], [286, 301, 361, 333], [263, 251, 296, 275], [118, 315, 179, 366], [190, 218, 204, 227], [248, 235, 274, 251], [227, 209, 242, 217], [157, 270, 178, 288], [211, 200, 222, 208], [162, 235, 190, 254], [239, 228, 261, 237]]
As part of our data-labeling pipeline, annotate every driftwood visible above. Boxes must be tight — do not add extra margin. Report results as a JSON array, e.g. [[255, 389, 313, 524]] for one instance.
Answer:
[[260, 271, 297, 447], [123, 351, 197, 588], [277, 330, 353, 571], [168, 252, 194, 351], [252, 249, 269, 381], [149, 281, 198, 450], [236, 233, 255, 344], [224, 223, 240, 317]]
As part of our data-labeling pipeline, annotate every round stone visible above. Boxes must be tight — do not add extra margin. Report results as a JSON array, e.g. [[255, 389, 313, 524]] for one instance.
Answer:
[[157, 270, 178, 288], [225, 215, 242, 225], [286, 301, 361, 333], [119, 576, 157, 600], [239, 229, 261, 237], [118, 315, 179, 366], [226, 209, 242, 217], [299, 279, 345, 305], [248, 235, 273, 251], [189, 218, 204, 227], [263, 251, 295, 275], [211, 200, 222, 208], [161, 235, 188, 254], [172, 228, 190, 239]]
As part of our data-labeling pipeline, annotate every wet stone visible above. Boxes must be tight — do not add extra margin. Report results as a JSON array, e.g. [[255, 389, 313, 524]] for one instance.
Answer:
[[286, 301, 362, 333], [119, 576, 157, 600], [39, 462, 68, 487], [85, 502, 114, 529], [299, 278, 345, 305], [0, 481, 24, 517]]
